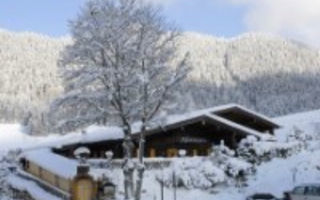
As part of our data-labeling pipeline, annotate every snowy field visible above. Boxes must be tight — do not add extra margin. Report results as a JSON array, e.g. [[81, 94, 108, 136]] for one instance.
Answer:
[[1, 109, 320, 200]]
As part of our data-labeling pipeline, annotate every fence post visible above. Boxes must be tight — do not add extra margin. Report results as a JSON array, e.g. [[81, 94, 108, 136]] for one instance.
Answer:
[[160, 180, 164, 200], [173, 171, 176, 200]]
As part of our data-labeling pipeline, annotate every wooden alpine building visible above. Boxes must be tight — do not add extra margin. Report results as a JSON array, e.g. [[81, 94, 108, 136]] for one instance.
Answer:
[[53, 104, 280, 159]]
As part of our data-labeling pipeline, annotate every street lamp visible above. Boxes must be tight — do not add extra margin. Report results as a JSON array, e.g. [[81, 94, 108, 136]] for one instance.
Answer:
[[178, 149, 186, 157], [74, 147, 91, 177], [105, 151, 114, 169], [74, 147, 91, 165]]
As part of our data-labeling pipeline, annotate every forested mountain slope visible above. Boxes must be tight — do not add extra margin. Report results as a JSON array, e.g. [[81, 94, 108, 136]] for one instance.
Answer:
[[0, 29, 67, 132], [176, 33, 320, 116], [0, 29, 319, 133]]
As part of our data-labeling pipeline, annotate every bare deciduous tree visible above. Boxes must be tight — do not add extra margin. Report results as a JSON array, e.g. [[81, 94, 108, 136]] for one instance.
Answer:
[[50, 0, 190, 199]]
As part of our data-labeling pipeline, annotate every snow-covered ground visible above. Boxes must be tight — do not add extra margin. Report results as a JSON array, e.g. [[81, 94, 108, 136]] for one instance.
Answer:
[[1, 109, 320, 200], [0, 124, 37, 152]]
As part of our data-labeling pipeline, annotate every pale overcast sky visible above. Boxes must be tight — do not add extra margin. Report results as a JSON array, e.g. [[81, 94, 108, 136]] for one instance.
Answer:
[[0, 0, 319, 46]]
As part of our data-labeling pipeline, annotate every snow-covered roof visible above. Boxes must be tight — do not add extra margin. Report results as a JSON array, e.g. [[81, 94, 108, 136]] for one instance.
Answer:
[[36, 126, 124, 149], [133, 104, 279, 138], [21, 148, 78, 179], [212, 104, 280, 127], [21, 148, 113, 180], [130, 104, 241, 134], [205, 114, 266, 138], [134, 104, 278, 132], [190, 103, 279, 127], [39, 104, 278, 148]]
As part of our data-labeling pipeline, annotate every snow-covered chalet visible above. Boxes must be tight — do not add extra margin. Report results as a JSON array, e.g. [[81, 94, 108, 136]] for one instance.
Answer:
[[53, 104, 280, 159]]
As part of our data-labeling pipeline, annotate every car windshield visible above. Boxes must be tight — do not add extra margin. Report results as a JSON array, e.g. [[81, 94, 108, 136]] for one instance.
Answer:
[[252, 194, 275, 199], [305, 186, 320, 196]]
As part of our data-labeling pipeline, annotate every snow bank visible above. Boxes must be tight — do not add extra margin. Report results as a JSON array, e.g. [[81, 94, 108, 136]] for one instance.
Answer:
[[274, 109, 320, 141], [0, 124, 37, 152], [275, 109, 320, 126], [246, 150, 320, 197], [0, 124, 123, 152]]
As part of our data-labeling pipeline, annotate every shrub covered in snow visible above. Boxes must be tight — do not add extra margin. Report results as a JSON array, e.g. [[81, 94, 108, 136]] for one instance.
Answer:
[[156, 158, 226, 190], [156, 127, 315, 191], [237, 135, 301, 165], [287, 126, 314, 150], [210, 141, 253, 187], [156, 142, 253, 190]]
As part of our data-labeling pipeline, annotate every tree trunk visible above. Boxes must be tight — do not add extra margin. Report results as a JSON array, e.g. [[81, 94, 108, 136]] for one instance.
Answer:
[[135, 166, 145, 200], [122, 131, 135, 200], [123, 169, 130, 200], [134, 126, 146, 200]]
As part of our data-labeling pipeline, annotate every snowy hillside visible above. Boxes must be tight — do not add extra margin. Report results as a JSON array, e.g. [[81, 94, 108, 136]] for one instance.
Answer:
[[1, 29, 320, 133], [1, 109, 320, 200], [0, 29, 68, 133], [176, 32, 320, 117]]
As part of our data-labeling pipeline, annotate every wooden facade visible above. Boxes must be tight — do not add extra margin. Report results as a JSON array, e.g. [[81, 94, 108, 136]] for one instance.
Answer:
[[53, 105, 280, 160], [21, 159, 73, 195], [21, 158, 98, 200], [136, 116, 254, 158]]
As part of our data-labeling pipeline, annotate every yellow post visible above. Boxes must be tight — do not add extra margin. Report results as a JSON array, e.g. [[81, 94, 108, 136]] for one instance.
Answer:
[[192, 149, 198, 156], [149, 148, 156, 157], [71, 166, 97, 200]]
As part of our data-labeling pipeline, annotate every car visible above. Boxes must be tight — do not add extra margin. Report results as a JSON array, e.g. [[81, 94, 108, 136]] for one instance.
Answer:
[[287, 183, 320, 200], [246, 193, 279, 200]]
